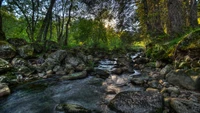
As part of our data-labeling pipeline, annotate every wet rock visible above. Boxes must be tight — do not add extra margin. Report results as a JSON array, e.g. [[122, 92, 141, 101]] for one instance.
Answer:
[[166, 70, 195, 90], [0, 58, 11, 72], [56, 103, 91, 113], [60, 71, 87, 80], [7, 38, 27, 47], [0, 83, 10, 97], [0, 41, 16, 59], [94, 69, 110, 79], [109, 91, 163, 113], [17, 44, 34, 58], [170, 98, 200, 113]]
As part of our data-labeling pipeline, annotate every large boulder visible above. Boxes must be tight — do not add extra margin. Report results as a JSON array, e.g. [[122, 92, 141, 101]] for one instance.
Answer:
[[166, 70, 196, 90], [0, 83, 10, 97], [170, 98, 200, 113], [48, 50, 67, 62], [7, 38, 27, 47], [0, 58, 11, 72], [17, 44, 34, 58], [0, 41, 16, 59], [65, 55, 83, 67], [109, 91, 163, 113]]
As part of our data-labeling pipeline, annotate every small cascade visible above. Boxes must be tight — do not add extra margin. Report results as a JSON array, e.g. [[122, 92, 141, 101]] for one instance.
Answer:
[[96, 59, 117, 72]]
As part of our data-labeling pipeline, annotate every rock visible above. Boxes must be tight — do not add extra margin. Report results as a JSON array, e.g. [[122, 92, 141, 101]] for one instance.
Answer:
[[111, 68, 123, 75], [11, 57, 28, 67], [94, 69, 110, 79], [17, 66, 35, 77], [48, 50, 67, 62], [75, 64, 86, 72], [148, 80, 159, 88], [166, 70, 196, 90], [56, 103, 91, 113], [60, 71, 87, 80], [0, 58, 11, 72], [146, 88, 159, 93], [160, 65, 173, 75], [161, 87, 180, 97], [133, 57, 149, 64], [17, 44, 34, 58], [7, 38, 27, 47], [46, 70, 53, 75], [38, 58, 59, 72], [64, 64, 74, 74], [65, 55, 82, 67], [109, 91, 163, 113], [30, 42, 43, 53], [131, 75, 149, 85], [0, 83, 10, 97], [170, 98, 200, 113], [155, 60, 162, 68], [0, 41, 16, 59], [46, 40, 59, 51]]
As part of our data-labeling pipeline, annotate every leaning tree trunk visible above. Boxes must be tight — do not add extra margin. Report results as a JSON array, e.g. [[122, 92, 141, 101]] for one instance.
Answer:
[[0, 0, 5, 40], [167, 0, 185, 36]]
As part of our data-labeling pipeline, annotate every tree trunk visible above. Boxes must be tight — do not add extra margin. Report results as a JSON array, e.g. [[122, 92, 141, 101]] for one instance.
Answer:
[[189, 0, 198, 27], [167, 0, 185, 36], [0, 0, 5, 40], [63, 1, 73, 46], [37, 0, 55, 46]]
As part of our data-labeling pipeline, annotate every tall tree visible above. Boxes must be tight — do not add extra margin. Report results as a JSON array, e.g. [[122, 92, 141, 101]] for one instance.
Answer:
[[167, 0, 185, 36], [0, 0, 5, 40], [37, 0, 56, 43], [7, 0, 41, 41]]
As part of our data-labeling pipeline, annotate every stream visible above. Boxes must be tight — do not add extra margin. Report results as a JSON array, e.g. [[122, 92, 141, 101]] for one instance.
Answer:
[[0, 53, 142, 113]]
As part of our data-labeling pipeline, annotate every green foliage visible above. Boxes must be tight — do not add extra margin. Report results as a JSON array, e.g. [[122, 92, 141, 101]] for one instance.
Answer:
[[70, 18, 107, 47], [2, 10, 28, 40]]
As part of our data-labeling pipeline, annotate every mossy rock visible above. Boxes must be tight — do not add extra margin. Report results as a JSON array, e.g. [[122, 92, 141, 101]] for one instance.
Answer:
[[0, 41, 16, 59], [0, 58, 11, 72], [17, 44, 34, 58], [7, 38, 27, 47], [30, 42, 43, 54]]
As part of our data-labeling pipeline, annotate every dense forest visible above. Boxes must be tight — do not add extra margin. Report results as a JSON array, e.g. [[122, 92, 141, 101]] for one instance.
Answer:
[[1, 0, 200, 113]]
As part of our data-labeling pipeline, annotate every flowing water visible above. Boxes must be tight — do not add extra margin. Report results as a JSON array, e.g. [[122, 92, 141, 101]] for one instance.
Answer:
[[0, 52, 142, 113]]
